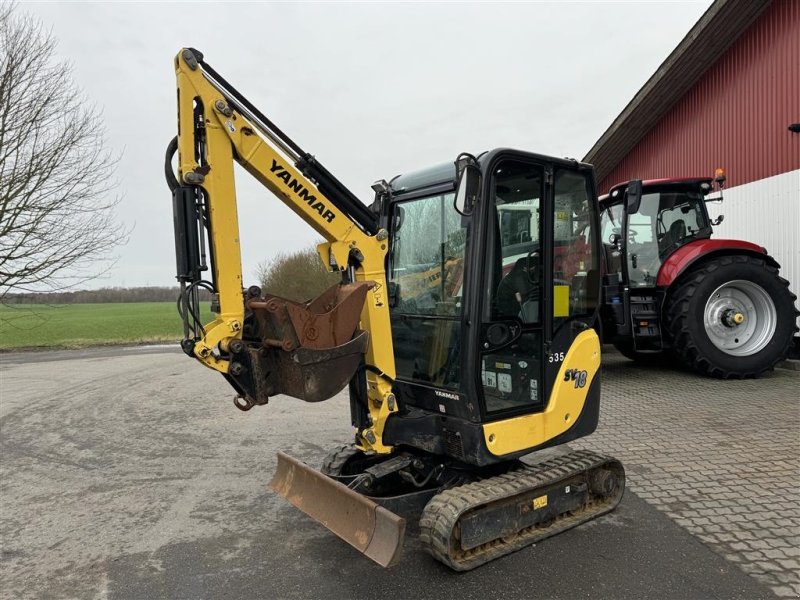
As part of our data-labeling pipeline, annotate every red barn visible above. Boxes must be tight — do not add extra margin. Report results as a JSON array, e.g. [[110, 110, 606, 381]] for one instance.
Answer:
[[585, 0, 799, 308]]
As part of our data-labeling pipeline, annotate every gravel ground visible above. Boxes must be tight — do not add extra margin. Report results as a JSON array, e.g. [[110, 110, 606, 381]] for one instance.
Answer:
[[1, 345, 793, 599]]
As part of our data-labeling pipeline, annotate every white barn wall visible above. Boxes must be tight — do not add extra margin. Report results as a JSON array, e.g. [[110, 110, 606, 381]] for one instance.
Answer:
[[706, 169, 800, 333]]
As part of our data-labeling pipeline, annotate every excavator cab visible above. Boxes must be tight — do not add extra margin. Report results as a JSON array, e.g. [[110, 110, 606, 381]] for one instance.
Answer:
[[377, 151, 604, 465]]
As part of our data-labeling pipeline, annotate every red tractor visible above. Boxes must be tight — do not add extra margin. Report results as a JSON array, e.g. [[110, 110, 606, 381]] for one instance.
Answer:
[[598, 174, 798, 378]]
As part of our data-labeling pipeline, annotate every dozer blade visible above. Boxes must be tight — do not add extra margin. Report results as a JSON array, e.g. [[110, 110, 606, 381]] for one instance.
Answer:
[[269, 451, 406, 567]]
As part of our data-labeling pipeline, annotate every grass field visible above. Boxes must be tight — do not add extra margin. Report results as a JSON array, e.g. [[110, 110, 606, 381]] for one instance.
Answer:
[[0, 303, 214, 350]]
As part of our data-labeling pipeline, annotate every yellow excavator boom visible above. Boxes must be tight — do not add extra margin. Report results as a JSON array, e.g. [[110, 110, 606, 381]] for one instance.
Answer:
[[173, 48, 396, 453]]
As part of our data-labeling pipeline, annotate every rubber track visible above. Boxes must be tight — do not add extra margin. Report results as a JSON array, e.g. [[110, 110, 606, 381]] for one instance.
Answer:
[[665, 255, 798, 378], [419, 450, 624, 571], [320, 445, 359, 476]]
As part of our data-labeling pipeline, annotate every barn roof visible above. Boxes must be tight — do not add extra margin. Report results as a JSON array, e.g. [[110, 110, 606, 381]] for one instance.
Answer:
[[583, 0, 772, 183]]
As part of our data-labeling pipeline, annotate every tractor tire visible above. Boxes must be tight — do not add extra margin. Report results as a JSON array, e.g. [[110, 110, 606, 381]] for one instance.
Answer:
[[665, 255, 798, 378]]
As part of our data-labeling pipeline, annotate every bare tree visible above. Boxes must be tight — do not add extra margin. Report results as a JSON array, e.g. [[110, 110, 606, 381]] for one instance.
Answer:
[[0, 4, 127, 301]]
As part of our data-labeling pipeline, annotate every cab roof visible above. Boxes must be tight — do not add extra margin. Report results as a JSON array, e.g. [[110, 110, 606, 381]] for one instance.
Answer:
[[599, 177, 714, 203], [388, 149, 593, 198], [389, 161, 455, 196]]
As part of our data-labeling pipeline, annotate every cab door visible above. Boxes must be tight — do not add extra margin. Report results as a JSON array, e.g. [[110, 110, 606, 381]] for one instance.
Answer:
[[478, 154, 600, 422]]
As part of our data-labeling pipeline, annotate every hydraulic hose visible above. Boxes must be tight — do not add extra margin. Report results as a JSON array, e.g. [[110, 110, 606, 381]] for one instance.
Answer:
[[165, 136, 180, 192]]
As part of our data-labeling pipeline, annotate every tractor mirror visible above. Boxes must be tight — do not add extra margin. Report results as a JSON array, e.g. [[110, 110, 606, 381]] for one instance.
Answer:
[[625, 180, 643, 214], [454, 153, 481, 216]]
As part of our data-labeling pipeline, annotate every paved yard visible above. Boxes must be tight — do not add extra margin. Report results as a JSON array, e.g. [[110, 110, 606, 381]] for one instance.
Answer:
[[0, 346, 796, 599], [575, 353, 800, 598]]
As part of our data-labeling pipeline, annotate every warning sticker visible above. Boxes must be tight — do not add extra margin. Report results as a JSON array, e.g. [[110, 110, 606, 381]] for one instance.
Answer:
[[485, 371, 497, 388], [498, 373, 512, 393], [530, 379, 538, 401]]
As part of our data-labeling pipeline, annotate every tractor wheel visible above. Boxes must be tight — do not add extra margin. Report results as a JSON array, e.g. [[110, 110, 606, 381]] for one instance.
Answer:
[[665, 255, 798, 378]]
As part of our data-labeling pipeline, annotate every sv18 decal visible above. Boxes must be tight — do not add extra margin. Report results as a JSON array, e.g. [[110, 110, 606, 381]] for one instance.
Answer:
[[563, 369, 588, 389]]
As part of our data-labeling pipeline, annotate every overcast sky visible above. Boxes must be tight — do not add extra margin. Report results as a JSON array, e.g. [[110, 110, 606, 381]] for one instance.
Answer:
[[22, 0, 712, 289]]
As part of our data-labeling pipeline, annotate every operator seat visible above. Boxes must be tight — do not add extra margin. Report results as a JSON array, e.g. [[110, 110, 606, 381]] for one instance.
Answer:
[[663, 219, 686, 252], [495, 255, 539, 321]]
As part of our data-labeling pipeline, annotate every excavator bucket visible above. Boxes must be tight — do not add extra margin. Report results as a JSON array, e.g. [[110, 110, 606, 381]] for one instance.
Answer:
[[240, 282, 373, 404], [269, 451, 406, 568]]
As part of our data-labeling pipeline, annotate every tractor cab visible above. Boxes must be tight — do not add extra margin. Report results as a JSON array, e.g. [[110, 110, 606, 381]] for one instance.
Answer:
[[600, 178, 715, 286], [599, 178, 716, 353]]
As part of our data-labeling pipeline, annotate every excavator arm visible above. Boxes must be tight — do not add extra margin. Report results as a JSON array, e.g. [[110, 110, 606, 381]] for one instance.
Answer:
[[169, 48, 396, 453]]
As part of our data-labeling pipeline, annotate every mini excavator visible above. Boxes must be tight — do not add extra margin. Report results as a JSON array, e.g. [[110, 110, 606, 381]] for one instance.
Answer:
[[167, 48, 625, 570]]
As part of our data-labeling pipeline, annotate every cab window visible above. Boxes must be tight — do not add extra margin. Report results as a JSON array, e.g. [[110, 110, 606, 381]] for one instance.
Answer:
[[553, 169, 599, 330], [491, 164, 542, 324], [389, 192, 466, 390], [483, 159, 544, 414]]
